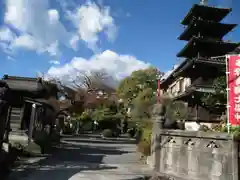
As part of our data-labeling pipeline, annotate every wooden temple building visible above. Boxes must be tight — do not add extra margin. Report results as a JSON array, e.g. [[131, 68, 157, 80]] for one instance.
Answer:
[[1, 75, 60, 146], [160, 2, 240, 124]]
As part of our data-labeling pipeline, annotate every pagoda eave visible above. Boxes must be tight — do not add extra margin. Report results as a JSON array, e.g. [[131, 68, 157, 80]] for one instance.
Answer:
[[160, 56, 225, 87], [173, 86, 214, 102], [160, 59, 190, 88], [177, 38, 240, 58], [181, 4, 232, 25], [178, 20, 237, 41], [172, 58, 225, 78]]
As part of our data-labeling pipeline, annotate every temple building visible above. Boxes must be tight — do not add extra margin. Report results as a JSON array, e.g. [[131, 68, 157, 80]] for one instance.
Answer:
[[1, 75, 60, 145], [160, 2, 240, 125]]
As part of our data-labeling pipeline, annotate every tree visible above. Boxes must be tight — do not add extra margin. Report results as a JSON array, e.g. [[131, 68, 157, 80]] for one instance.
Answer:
[[131, 88, 155, 119], [117, 67, 160, 106], [201, 76, 227, 110], [40, 70, 116, 114], [131, 67, 160, 90], [117, 76, 140, 105]]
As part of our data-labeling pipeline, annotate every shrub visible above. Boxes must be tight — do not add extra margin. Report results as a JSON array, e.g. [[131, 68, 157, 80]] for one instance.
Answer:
[[79, 111, 92, 122], [50, 129, 61, 144], [137, 140, 151, 156], [102, 129, 113, 138], [141, 127, 152, 142], [221, 125, 240, 137], [112, 128, 121, 137], [97, 114, 122, 130], [81, 121, 93, 132], [134, 120, 153, 157], [135, 129, 143, 143], [127, 128, 136, 138]]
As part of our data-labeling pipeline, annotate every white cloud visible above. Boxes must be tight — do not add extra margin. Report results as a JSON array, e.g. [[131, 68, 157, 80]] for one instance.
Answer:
[[2, 0, 118, 55], [49, 60, 60, 65], [48, 9, 60, 23], [3, 0, 71, 56], [70, 35, 80, 51], [47, 50, 150, 82], [12, 34, 41, 50], [7, 56, 16, 61], [68, 1, 117, 51], [0, 26, 16, 42]]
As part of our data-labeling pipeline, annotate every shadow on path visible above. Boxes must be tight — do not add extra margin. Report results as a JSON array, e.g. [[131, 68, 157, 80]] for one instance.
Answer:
[[63, 138, 136, 145], [5, 136, 131, 180]]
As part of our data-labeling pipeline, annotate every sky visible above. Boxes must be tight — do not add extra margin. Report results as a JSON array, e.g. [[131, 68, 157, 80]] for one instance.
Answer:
[[0, 0, 240, 83]]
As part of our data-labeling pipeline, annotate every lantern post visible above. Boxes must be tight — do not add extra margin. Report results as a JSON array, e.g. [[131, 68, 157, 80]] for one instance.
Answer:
[[157, 69, 161, 104]]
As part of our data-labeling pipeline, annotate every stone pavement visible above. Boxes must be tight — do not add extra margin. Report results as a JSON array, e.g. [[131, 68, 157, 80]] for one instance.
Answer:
[[6, 134, 152, 180]]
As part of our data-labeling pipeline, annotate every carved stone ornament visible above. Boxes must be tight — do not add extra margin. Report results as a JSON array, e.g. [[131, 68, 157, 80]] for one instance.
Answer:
[[206, 141, 219, 148], [184, 138, 196, 146], [167, 137, 176, 144]]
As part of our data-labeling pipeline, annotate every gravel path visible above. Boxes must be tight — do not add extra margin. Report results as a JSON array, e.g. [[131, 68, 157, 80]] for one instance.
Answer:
[[6, 134, 152, 180]]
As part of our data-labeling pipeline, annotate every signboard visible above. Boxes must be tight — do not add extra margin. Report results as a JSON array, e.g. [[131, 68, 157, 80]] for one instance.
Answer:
[[227, 55, 240, 125]]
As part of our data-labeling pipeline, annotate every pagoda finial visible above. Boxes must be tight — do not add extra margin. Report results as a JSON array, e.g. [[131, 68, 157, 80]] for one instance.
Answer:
[[200, 0, 208, 5]]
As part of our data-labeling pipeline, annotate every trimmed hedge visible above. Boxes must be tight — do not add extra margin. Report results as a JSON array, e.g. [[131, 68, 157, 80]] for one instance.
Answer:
[[102, 129, 113, 138], [97, 114, 122, 130]]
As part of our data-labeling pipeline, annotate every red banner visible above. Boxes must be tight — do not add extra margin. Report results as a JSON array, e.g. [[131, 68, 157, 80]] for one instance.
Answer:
[[227, 55, 240, 125]]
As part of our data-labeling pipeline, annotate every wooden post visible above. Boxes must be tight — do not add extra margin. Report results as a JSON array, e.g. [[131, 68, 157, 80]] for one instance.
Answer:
[[20, 103, 26, 130], [28, 103, 36, 144], [4, 106, 12, 143]]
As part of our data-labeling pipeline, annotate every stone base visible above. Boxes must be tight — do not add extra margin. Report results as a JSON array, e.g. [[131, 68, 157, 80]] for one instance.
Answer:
[[9, 133, 28, 146], [146, 156, 154, 169], [24, 141, 42, 155]]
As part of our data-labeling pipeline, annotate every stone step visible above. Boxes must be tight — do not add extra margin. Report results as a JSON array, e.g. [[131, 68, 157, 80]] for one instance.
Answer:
[[10, 123, 21, 128]]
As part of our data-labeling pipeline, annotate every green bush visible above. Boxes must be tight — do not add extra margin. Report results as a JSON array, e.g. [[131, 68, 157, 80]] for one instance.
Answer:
[[127, 128, 136, 138], [137, 141, 151, 156], [80, 121, 93, 132], [79, 111, 92, 122], [141, 127, 152, 142], [221, 125, 240, 137], [97, 114, 122, 130], [102, 129, 113, 138], [135, 120, 152, 157], [112, 128, 121, 137]]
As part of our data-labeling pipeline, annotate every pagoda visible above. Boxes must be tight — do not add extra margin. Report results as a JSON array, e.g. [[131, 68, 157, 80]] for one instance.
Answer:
[[161, 0, 240, 122]]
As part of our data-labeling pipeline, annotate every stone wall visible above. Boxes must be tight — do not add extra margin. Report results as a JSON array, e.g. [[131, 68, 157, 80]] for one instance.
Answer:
[[151, 129, 239, 180]]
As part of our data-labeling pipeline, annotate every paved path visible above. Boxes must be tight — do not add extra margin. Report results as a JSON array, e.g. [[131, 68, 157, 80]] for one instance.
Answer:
[[6, 134, 152, 180]]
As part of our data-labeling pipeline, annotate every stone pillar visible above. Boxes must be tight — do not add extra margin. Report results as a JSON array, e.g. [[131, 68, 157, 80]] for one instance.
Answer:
[[28, 103, 36, 144], [232, 137, 239, 180], [151, 103, 166, 171]]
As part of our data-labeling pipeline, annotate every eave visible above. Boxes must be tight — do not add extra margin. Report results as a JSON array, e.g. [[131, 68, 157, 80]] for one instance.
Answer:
[[178, 20, 237, 41], [160, 57, 226, 88], [181, 4, 232, 25], [160, 59, 189, 88], [177, 37, 240, 58], [24, 97, 55, 110], [173, 86, 215, 102]]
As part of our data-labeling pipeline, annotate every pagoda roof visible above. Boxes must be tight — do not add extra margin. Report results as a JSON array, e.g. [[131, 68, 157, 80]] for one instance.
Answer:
[[179, 20, 237, 41], [160, 59, 191, 87], [177, 37, 239, 58], [160, 57, 226, 88], [181, 4, 232, 25]]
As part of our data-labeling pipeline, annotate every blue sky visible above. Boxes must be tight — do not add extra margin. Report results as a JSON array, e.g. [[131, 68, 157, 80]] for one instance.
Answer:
[[0, 0, 240, 81]]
